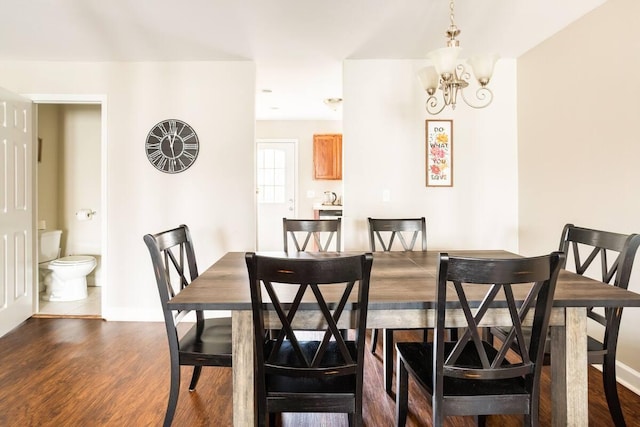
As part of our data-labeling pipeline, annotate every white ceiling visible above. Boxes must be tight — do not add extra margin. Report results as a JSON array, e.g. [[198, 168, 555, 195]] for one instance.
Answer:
[[0, 0, 605, 120]]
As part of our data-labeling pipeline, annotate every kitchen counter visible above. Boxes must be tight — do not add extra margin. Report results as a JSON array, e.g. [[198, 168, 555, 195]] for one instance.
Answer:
[[312, 203, 343, 211]]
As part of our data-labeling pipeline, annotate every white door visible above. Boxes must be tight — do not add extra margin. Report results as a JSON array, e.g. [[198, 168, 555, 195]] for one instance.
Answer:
[[0, 87, 34, 337], [256, 141, 296, 250]]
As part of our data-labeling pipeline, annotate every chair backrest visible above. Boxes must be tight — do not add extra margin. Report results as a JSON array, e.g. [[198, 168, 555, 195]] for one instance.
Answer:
[[143, 224, 202, 329], [283, 218, 341, 252], [368, 217, 426, 252], [245, 252, 373, 393], [558, 224, 640, 331], [434, 252, 564, 391]]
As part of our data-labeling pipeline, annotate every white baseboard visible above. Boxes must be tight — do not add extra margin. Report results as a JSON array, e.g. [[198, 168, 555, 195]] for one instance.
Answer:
[[592, 361, 640, 396], [101, 307, 163, 322]]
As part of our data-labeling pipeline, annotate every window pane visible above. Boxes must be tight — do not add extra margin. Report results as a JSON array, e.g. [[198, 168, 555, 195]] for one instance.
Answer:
[[257, 146, 288, 204], [274, 150, 285, 168], [264, 149, 274, 168], [264, 169, 274, 185]]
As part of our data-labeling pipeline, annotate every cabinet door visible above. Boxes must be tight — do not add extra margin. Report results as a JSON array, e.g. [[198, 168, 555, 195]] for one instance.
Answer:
[[313, 134, 342, 180]]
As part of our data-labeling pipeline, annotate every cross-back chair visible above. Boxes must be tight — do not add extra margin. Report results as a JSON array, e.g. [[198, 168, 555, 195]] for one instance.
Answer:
[[283, 218, 342, 252], [245, 252, 373, 427], [144, 225, 232, 427], [367, 217, 429, 395], [368, 217, 427, 253], [488, 224, 640, 426], [396, 252, 564, 426]]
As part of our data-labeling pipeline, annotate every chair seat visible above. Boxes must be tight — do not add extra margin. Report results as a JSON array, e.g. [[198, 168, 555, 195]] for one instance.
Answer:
[[179, 317, 233, 365], [397, 341, 528, 397], [265, 340, 357, 393]]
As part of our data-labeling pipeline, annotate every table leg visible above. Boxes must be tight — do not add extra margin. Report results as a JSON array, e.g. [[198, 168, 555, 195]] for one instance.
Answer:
[[233, 310, 255, 427], [383, 329, 393, 395], [551, 307, 587, 427]]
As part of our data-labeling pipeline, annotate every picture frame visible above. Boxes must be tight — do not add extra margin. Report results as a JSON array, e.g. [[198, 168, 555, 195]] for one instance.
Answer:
[[425, 119, 453, 187]]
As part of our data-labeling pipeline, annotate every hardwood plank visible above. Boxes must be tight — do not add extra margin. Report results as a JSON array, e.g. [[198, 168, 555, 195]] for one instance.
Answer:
[[0, 318, 638, 426]]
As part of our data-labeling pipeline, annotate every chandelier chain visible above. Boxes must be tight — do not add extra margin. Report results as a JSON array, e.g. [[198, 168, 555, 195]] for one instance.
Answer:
[[449, 0, 456, 27]]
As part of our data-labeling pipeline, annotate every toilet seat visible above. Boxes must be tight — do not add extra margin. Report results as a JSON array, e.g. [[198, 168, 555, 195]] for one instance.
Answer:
[[50, 255, 96, 267]]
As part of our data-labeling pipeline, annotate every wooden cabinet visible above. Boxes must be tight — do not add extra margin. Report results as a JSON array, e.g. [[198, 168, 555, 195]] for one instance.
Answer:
[[313, 134, 342, 180]]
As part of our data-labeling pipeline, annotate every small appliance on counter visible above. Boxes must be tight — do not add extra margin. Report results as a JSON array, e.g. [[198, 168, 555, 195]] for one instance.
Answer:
[[323, 191, 337, 205]]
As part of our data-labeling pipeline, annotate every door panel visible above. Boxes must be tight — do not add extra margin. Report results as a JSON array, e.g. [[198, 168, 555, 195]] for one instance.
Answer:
[[256, 141, 296, 251], [0, 87, 34, 338]]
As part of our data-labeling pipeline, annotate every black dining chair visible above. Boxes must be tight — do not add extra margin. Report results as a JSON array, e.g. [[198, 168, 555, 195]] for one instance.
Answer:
[[144, 225, 232, 427], [283, 218, 341, 252], [367, 217, 429, 395], [396, 251, 564, 426], [487, 224, 640, 427], [245, 252, 373, 427]]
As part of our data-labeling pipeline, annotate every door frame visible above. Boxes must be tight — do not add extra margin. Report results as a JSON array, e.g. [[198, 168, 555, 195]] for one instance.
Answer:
[[26, 93, 108, 316], [255, 139, 298, 250]]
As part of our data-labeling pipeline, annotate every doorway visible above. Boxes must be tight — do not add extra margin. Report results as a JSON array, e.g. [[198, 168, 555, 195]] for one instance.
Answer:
[[31, 96, 107, 318], [256, 140, 297, 250]]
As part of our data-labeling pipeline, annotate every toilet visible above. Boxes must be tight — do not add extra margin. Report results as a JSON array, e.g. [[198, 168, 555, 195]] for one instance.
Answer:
[[39, 229, 97, 302]]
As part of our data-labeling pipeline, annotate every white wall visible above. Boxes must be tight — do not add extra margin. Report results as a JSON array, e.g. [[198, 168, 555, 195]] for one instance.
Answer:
[[256, 120, 342, 218], [59, 104, 102, 260], [518, 0, 640, 390], [342, 59, 519, 251], [37, 104, 61, 230], [0, 60, 256, 320]]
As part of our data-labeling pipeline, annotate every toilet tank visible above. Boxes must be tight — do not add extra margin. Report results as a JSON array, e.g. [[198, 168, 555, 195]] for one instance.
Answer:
[[38, 230, 62, 263]]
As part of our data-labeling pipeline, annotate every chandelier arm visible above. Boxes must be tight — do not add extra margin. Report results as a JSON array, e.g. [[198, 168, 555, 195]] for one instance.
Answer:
[[426, 96, 446, 115], [460, 86, 494, 109], [456, 64, 471, 83]]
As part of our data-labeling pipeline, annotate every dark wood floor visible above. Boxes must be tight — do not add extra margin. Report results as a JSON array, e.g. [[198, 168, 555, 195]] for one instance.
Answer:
[[1, 318, 639, 426]]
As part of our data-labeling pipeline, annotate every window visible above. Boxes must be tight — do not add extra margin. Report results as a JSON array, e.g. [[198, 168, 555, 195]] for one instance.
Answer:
[[257, 148, 286, 203]]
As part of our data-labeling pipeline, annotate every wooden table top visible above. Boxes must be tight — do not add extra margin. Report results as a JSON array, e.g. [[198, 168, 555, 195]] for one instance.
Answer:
[[168, 251, 640, 311]]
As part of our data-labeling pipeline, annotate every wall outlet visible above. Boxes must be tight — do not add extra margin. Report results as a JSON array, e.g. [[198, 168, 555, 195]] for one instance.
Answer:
[[382, 190, 390, 202]]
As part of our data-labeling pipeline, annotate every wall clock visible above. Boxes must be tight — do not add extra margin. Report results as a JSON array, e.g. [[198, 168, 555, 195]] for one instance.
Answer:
[[145, 119, 199, 174]]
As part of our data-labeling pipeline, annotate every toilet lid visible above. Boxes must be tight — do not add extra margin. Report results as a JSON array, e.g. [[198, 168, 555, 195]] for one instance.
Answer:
[[50, 255, 96, 266]]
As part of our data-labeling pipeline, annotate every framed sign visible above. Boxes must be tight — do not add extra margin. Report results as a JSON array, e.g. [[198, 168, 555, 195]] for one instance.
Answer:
[[426, 119, 453, 187]]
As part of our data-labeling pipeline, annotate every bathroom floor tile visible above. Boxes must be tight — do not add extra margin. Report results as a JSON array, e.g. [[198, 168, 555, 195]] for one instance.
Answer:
[[37, 286, 101, 317]]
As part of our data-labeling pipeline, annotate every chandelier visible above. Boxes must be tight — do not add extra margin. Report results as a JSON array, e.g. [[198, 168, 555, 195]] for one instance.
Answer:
[[323, 97, 343, 111], [418, 0, 498, 115]]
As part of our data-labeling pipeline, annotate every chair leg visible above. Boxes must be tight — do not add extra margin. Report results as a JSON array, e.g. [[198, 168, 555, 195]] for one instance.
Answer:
[[268, 412, 276, 427], [384, 329, 394, 396], [603, 355, 626, 426], [348, 412, 363, 427], [163, 359, 181, 427], [188, 366, 202, 391], [370, 329, 379, 353], [396, 356, 409, 427]]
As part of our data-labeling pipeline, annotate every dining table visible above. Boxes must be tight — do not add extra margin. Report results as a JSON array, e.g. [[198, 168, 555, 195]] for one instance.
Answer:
[[167, 250, 640, 426]]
